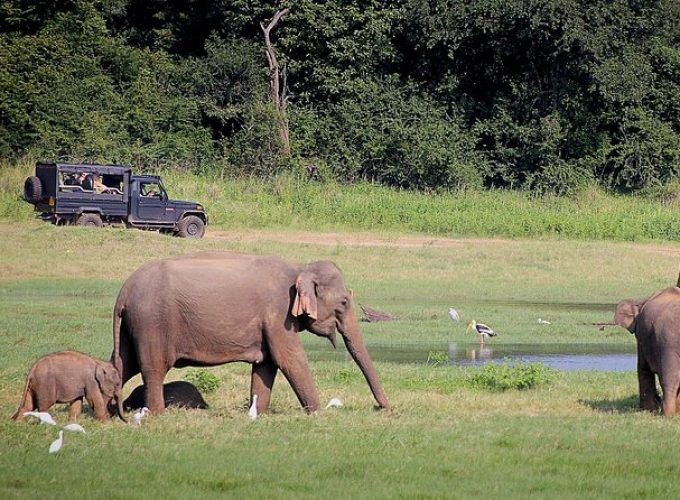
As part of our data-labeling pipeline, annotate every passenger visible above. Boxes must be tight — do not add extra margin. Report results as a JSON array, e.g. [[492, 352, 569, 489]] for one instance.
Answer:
[[77, 172, 93, 191], [93, 175, 108, 194], [63, 174, 77, 186]]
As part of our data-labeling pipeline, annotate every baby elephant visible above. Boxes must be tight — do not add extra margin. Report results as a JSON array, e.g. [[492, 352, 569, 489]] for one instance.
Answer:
[[123, 381, 209, 411], [12, 351, 125, 422]]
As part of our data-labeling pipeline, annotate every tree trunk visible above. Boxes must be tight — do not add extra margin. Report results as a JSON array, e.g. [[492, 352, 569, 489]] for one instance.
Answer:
[[261, 8, 291, 157]]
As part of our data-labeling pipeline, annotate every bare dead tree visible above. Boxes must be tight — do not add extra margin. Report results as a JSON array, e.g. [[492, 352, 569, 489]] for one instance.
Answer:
[[261, 8, 291, 156]]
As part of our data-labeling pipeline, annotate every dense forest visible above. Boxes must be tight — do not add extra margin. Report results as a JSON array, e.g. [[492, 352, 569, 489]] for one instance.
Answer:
[[0, 0, 678, 193]]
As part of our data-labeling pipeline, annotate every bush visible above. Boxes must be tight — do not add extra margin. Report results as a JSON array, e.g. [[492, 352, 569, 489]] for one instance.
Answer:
[[184, 369, 221, 393], [426, 350, 449, 367], [466, 361, 554, 391]]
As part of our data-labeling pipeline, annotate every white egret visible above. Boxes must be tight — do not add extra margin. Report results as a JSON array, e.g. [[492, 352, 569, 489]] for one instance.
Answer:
[[538, 318, 551, 325], [248, 394, 258, 421], [448, 308, 460, 323], [63, 423, 85, 433], [49, 431, 64, 454], [324, 398, 343, 409], [131, 407, 150, 426], [24, 411, 56, 425], [466, 320, 498, 344]]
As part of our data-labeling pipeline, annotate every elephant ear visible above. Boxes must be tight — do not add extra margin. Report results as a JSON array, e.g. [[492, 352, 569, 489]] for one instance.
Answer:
[[95, 364, 118, 398], [292, 272, 318, 320], [614, 299, 644, 333]]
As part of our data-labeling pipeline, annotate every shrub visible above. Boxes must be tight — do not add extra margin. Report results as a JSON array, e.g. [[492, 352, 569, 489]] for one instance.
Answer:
[[184, 369, 221, 393], [426, 350, 449, 367], [466, 361, 554, 391]]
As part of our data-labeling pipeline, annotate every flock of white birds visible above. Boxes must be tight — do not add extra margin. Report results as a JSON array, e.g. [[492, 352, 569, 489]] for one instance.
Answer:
[[29, 395, 344, 454]]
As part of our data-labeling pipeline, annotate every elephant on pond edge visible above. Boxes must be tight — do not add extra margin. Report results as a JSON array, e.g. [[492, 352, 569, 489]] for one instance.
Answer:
[[615, 286, 680, 416], [111, 251, 390, 414]]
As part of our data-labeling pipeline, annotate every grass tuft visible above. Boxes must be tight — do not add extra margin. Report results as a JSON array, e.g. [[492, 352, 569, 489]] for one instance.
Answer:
[[184, 369, 222, 393], [466, 361, 555, 391]]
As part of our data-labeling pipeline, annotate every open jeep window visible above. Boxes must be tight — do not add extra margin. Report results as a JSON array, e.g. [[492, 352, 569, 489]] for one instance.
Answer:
[[58, 171, 91, 193], [140, 182, 163, 199], [100, 174, 123, 195]]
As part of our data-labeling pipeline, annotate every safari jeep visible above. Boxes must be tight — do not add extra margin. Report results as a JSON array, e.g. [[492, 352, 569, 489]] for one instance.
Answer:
[[23, 162, 208, 238]]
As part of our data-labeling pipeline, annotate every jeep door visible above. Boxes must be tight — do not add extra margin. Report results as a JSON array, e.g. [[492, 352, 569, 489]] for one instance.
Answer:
[[135, 180, 174, 221]]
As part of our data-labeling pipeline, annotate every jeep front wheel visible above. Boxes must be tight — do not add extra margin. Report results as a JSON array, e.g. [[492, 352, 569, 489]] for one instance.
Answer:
[[76, 213, 103, 228], [177, 215, 205, 238]]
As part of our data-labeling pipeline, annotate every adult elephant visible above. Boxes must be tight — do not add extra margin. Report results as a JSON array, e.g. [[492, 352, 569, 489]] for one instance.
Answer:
[[615, 286, 680, 416], [111, 251, 390, 414]]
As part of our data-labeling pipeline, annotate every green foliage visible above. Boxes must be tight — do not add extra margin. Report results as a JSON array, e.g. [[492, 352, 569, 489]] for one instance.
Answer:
[[466, 361, 554, 391], [0, 0, 678, 192], [184, 369, 221, 393], [426, 350, 448, 367], [293, 78, 483, 190]]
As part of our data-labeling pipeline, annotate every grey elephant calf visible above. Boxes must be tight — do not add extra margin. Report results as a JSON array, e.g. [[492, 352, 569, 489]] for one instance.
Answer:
[[615, 286, 680, 416], [12, 350, 125, 422]]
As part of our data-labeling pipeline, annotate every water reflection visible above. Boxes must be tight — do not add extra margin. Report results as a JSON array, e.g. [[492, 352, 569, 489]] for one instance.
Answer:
[[449, 343, 636, 371], [305, 342, 637, 372]]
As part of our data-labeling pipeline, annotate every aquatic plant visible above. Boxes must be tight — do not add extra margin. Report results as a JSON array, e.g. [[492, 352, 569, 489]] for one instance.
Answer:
[[466, 360, 554, 391]]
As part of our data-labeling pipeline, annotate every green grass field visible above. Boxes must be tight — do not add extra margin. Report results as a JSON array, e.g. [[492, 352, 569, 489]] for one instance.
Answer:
[[2, 220, 680, 498]]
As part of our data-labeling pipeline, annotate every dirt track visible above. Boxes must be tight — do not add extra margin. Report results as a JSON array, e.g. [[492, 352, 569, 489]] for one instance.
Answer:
[[206, 228, 680, 256], [205, 229, 498, 249]]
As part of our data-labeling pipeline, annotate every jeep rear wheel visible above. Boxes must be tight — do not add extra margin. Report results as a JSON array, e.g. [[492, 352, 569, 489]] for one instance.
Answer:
[[76, 213, 103, 228], [177, 215, 205, 238], [23, 176, 43, 203]]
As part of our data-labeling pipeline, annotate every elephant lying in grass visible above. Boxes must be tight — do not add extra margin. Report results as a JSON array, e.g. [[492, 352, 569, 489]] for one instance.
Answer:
[[123, 381, 209, 411], [12, 351, 125, 422], [615, 286, 680, 416], [112, 251, 390, 415]]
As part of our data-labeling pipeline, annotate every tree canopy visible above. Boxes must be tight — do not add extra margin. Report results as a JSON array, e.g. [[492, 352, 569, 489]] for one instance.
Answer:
[[0, 0, 678, 192]]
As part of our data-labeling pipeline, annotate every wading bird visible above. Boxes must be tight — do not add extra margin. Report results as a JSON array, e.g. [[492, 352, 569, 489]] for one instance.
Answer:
[[63, 423, 85, 433], [248, 394, 258, 421], [325, 398, 343, 409], [49, 431, 64, 454], [466, 320, 498, 344], [131, 407, 150, 426], [448, 308, 460, 323], [24, 411, 56, 425]]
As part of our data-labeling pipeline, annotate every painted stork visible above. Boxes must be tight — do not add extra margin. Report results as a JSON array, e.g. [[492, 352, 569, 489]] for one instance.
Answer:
[[466, 320, 498, 344]]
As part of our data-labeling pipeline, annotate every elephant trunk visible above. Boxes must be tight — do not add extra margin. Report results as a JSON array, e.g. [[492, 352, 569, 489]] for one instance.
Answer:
[[114, 389, 127, 422], [339, 306, 390, 410]]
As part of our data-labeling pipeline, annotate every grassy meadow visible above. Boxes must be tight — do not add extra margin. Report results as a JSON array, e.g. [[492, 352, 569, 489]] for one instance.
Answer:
[[4, 160, 680, 498], [1, 219, 680, 498], [4, 159, 680, 241]]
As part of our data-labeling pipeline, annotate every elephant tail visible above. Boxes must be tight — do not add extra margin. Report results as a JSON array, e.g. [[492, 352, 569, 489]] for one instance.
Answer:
[[676, 264, 680, 287], [11, 371, 33, 420], [112, 302, 124, 381]]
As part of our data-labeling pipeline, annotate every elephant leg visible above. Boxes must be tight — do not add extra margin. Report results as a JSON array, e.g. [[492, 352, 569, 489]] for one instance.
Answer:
[[267, 336, 320, 413], [251, 360, 278, 413], [140, 368, 167, 414], [660, 353, 680, 416], [135, 338, 169, 414], [87, 392, 109, 422], [68, 398, 83, 422], [637, 352, 661, 412]]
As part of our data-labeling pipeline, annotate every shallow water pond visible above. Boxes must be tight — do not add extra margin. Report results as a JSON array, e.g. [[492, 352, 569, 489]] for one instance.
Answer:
[[306, 342, 637, 372]]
